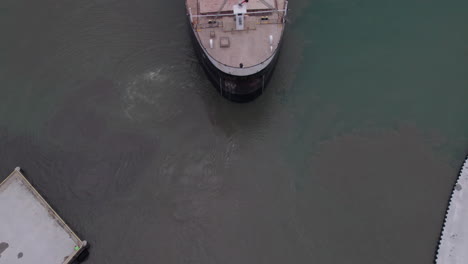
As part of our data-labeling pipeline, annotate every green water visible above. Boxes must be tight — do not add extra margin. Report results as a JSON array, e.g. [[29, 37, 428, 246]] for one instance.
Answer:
[[283, 1, 468, 262]]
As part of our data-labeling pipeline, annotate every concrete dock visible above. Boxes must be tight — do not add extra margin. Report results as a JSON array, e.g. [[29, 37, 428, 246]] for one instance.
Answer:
[[436, 156, 468, 263], [0, 167, 87, 263]]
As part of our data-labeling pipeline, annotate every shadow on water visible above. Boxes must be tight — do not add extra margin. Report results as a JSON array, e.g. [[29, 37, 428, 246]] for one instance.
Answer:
[[194, 17, 306, 140]]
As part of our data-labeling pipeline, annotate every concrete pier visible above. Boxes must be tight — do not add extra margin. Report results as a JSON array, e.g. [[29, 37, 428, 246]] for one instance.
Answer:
[[436, 156, 468, 263], [0, 167, 87, 263]]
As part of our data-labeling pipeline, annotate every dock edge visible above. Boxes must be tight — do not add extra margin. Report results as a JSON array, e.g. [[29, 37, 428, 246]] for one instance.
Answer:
[[435, 155, 468, 263], [1, 167, 89, 263]]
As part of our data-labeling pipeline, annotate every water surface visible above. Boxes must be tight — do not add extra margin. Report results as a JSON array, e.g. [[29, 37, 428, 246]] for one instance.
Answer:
[[0, 0, 467, 263]]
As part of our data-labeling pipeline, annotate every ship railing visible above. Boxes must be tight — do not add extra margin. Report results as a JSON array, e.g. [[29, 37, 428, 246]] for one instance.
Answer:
[[196, 20, 224, 29], [190, 8, 288, 29], [191, 9, 288, 19]]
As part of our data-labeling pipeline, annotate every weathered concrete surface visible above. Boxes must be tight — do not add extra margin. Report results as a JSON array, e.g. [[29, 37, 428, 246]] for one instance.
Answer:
[[436, 157, 468, 263], [0, 169, 86, 263]]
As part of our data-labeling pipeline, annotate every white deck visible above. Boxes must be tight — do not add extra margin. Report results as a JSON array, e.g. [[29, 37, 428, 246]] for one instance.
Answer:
[[0, 168, 86, 264], [197, 23, 283, 68], [436, 156, 468, 263], [187, 0, 286, 69], [200, 0, 276, 14]]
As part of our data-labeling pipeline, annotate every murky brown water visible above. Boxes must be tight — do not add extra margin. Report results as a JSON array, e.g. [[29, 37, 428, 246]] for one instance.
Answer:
[[0, 0, 467, 263]]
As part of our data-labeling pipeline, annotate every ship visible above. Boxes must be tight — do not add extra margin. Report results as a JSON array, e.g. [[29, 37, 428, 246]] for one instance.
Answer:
[[186, 0, 288, 102]]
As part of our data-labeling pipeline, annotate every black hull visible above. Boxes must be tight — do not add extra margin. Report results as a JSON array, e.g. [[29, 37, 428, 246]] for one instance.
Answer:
[[189, 27, 281, 102]]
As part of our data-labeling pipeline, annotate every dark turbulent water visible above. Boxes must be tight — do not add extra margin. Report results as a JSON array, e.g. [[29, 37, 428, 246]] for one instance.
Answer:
[[1, 0, 468, 263]]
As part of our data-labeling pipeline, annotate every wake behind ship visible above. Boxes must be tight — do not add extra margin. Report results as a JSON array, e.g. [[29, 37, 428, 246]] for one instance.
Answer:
[[186, 0, 288, 102]]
